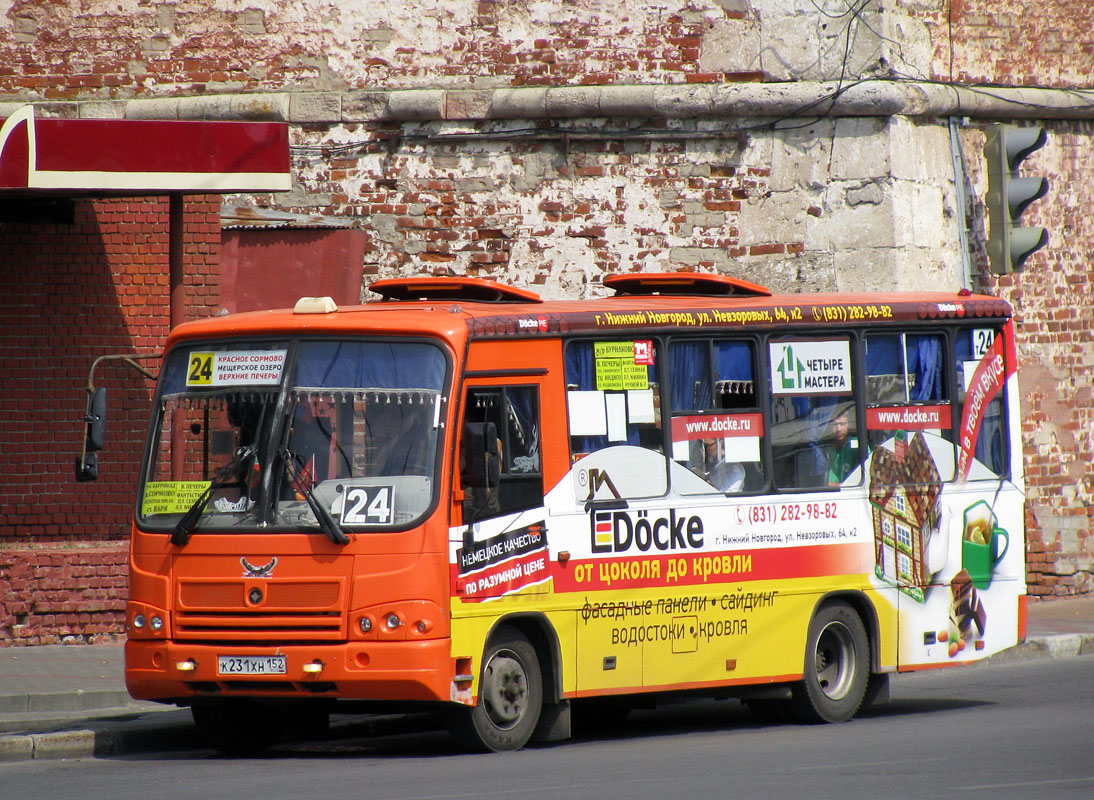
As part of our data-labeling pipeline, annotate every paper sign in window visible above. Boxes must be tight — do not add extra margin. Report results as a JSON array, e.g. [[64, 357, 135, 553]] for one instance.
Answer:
[[567, 391, 607, 436], [606, 393, 628, 441], [723, 435, 761, 463], [594, 341, 650, 391], [626, 389, 656, 424]]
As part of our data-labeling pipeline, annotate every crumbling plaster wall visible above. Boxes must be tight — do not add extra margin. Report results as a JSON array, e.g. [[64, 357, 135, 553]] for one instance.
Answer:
[[0, 0, 960, 295], [0, 0, 909, 94], [279, 112, 958, 299]]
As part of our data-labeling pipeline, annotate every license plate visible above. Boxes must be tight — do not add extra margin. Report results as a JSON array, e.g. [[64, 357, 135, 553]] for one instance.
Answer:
[[217, 655, 287, 675]]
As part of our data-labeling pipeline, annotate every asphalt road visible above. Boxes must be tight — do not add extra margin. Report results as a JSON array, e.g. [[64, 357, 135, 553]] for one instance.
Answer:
[[4, 655, 1092, 800]]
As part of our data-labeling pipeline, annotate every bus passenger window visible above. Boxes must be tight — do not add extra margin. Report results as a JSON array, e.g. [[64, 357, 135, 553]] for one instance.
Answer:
[[564, 339, 668, 500], [863, 332, 954, 482], [669, 340, 764, 494], [768, 337, 861, 491], [564, 340, 663, 457], [461, 386, 543, 520]]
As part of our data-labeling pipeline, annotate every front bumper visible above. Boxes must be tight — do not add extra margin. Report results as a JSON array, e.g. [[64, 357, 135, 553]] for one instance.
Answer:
[[125, 638, 455, 704]]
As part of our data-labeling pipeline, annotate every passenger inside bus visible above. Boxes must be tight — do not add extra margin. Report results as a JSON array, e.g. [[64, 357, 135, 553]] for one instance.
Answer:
[[698, 437, 746, 492], [285, 398, 341, 497], [772, 397, 860, 490], [824, 406, 858, 486]]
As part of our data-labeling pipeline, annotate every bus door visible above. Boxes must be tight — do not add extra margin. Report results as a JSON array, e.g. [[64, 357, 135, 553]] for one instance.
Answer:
[[764, 335, 875, 664], [452, 378, 549, 603]]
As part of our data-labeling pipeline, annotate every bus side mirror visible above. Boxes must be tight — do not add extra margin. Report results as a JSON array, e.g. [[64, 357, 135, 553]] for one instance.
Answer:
[[75, 388, 106, 482], [84, 388, 107, 452], [75, 452, 99, 482], [461, 421, 500, 488]]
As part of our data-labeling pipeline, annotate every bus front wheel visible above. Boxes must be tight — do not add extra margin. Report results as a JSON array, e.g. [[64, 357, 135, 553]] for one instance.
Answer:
[[789, 603, 869, 724], [449, 626, 543, 752]]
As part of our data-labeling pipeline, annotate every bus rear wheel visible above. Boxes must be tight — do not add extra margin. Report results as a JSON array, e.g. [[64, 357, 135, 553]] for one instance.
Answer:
[[448, 626, 543, 752], [789, 603, 869, 724]]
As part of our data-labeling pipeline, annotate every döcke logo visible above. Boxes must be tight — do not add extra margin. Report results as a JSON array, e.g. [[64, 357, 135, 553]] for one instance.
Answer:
[[591, 509, 704, 554]]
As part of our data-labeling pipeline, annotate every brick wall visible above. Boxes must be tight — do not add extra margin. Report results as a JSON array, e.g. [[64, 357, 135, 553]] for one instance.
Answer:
[[911, 0, 1094, 86], [0, 195, 221, 644]]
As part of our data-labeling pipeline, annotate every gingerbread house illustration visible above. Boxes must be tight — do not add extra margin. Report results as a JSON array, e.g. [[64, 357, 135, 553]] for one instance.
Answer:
[[869, 432, 943, 602]]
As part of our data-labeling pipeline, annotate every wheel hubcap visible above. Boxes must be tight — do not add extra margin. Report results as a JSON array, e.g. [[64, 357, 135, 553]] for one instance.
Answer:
[[814, 620, 856, 700], [481, 650, 527, 729]]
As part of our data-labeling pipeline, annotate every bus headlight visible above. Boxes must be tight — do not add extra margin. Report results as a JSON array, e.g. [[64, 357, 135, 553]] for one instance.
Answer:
[[127, 603, 168, 638]]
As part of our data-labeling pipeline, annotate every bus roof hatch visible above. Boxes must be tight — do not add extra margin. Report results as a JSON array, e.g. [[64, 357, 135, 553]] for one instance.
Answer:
[[603, 272, 771, 297], [368, 276, 543, 303]]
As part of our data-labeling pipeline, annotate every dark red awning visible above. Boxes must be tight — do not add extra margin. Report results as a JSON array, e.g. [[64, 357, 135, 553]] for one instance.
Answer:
[[0, 106, 290, 193]]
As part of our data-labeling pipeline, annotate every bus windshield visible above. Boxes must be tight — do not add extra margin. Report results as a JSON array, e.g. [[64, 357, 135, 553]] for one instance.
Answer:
[[139, 339, 448, 535]]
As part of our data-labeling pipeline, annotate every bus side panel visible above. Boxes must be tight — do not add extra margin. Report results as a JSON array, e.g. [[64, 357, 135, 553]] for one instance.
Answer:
[[892, 475, 1025, 668], [542, 447, 878, 696]]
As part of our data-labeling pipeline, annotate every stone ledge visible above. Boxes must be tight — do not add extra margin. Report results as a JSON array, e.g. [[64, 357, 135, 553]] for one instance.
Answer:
[[5, 81, 1094, 126]]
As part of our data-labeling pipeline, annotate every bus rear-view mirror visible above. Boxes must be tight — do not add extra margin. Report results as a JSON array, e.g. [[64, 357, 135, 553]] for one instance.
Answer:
[[75, 452, 99, 482], [84, 388, 107, 452]]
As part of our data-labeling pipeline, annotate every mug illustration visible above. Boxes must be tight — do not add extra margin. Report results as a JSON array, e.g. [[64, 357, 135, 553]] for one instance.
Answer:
[[961, 500, 1009, 589]]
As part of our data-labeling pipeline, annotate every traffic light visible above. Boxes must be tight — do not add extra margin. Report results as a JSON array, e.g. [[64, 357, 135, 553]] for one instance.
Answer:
[[984, 125, 1048, 274]]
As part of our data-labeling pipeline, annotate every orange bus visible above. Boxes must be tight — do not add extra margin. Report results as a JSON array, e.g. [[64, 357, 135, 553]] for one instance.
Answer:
[[96, 272, 1025, 753]]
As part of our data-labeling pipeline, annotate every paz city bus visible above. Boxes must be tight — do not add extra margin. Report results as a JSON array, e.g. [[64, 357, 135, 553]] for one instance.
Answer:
[[95, 272, 1025, 753]]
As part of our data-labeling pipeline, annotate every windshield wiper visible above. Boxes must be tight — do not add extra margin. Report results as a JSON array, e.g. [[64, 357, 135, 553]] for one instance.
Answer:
[[170, 445, 256, 546], [280, 446, 350, 545]]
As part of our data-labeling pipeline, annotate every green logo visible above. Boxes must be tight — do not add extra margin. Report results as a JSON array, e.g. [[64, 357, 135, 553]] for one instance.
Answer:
[[776, 345, 805, 390]]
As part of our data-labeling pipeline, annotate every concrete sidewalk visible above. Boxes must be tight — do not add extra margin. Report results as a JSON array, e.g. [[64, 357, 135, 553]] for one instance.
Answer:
[[2, 595, 1092, 761]]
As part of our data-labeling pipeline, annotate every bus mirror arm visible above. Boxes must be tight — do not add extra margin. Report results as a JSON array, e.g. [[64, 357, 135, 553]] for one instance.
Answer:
[[74, 353, 158, 482]]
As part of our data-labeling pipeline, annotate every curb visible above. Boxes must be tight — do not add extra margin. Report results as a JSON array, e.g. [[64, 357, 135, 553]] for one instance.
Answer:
[[0, 689, 135, 716], [0, 710, 198, 762], [1001, 633, 1094, 661]]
